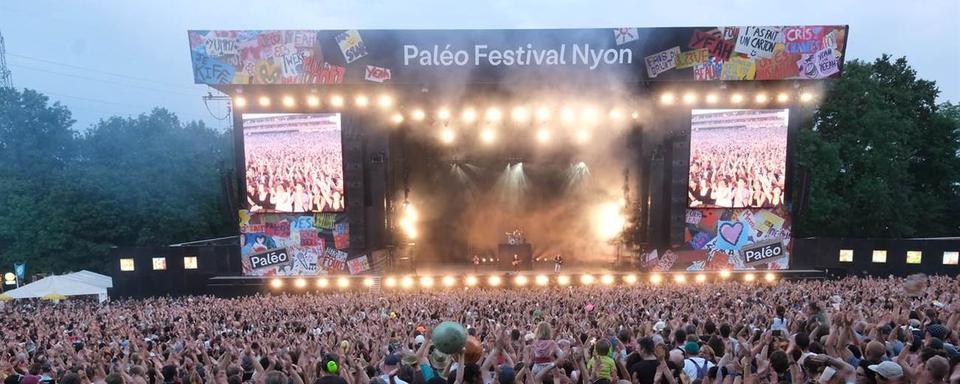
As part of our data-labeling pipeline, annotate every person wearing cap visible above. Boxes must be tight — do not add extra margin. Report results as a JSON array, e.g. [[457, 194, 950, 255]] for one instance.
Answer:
[[680, 341, 713, 381], [381, 354, 410, 384], [868, 361, 904, 383]]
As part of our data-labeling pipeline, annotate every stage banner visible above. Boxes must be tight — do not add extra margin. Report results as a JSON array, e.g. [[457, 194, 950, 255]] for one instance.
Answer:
[[239, 210, 349, 276], [188, 26, 848, 85], [674, 207, 793, 271]]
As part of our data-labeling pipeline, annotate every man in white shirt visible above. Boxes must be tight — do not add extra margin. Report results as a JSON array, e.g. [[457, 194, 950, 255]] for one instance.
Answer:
[[681, 342, 715, 381]]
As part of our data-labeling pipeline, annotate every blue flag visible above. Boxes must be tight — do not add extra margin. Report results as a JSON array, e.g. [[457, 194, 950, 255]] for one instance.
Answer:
[[13, 263, 25, 281]]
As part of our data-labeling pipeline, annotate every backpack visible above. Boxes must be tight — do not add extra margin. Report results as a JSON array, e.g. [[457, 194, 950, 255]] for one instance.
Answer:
[[685, 357, 708, 380]]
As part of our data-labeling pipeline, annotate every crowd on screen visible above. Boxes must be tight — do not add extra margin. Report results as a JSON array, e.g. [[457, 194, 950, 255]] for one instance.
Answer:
[[244, 130, 344, 213], [3, 276, 960, 384], [688, 124, 787, 209]]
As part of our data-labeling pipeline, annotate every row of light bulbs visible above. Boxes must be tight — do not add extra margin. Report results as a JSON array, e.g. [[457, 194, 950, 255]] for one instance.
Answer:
[[233, 93, 396, 110], [659, 90, 815, 106], [269, 271, 778, 290]]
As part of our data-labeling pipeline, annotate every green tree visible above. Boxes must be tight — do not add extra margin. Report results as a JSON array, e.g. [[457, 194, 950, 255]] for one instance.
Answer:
[[796, 56, 960, 237]]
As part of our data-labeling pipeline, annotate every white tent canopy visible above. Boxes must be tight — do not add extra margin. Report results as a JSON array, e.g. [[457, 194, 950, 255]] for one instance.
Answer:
[[3, 270, 112, 302]]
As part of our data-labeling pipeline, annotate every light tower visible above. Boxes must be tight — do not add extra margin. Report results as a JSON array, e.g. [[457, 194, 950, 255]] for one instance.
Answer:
[[0, 31, 13, 88]]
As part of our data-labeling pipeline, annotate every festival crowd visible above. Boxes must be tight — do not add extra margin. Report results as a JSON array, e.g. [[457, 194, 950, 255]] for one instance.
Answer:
[[2, 276, 960, 384], [244, 129, 344, 213], [688, 112, 788, 209]]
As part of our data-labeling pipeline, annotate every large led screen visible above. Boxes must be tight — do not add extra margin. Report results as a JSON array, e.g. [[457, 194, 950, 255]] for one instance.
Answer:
[[688, 109, 788, 208], [243, 113, 344, 213]]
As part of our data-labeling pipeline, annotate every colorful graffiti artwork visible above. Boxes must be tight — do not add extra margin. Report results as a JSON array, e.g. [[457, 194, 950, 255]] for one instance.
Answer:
[[239, 210, 350, 276]]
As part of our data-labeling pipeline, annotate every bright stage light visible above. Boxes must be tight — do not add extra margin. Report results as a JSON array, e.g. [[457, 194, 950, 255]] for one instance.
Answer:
[[730, 93, 744, 104], [270, 278, 283, 289], [307, 95, 320, 107], [258, 96, 271, 107], [600, 274, 614, 285], [384, 276, 397, 288], [623, 274, 638, 285], [593, 202, 626, 240], [442, 276, 456, 287], [488, 275, 502, 286], [420, 276, 434, 288], [660, 93, 675, 105], [363, 277, 375, 287], [405, 227, 418, 239], [695, 274, 707, 283], [561, 107, 576, 124], [776, 93, 789, 103], [294, 277, 306, 288], [557, 275, 571, 286], [462, 108, 478, 123], [337, 277, 350, 289], [233, 96, 247, 108], [744, 273, 756, 282], [574, 129, 591, 144], [535, 275, 549, 286], [317, 278, 329, 288], [764, 272, 776, 282], [411, 109, 426, 121], [485, 107, 502, 122], [480, 128, 496, 144], [674, 274, 687, 284], [682, 93, 697, 104], [719, 270, 732, 279], [580, 274, 595, 285], [514, 275, 528, 286], [535, 128, 551, 144], [705, 94, 718, 104], [439, 128, 456, 144], [401, 276, 415, 289], [511, 106, 529, 123], [799, 92, 814, 103], [355, 94, 369, 107], [465, 276, 478, 286], [437, 108, 451, 120], [581, 106, 597, 123], [536, 106, 551, 121], [650, 274, 663, 284], [404, 204, 418, 220], [755, 93, 768, 104], [330, 95, 345, 108], [282, 95, 296, 108], [377, 94, 394, 108], [390, 113, 404, 125], [631, 111, 640, 120], [608, 108, 623, 121]]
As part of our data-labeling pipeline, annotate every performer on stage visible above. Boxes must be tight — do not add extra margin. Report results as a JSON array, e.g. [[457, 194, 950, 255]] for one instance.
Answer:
[[512, 254, 520, 271], [473, 254, 480, 272], [554, 253, 563, 273]]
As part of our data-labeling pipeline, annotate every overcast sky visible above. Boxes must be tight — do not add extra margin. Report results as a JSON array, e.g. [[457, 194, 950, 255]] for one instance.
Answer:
[[2, 0, 957, 130]]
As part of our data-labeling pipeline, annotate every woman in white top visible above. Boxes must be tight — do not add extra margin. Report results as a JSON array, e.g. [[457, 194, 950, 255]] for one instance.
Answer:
[[771, 305, 789, 332]]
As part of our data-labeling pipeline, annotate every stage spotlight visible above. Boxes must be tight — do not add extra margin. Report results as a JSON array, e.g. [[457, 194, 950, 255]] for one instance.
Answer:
[[306, 95, 320, 107], [764, 272, 776, 282], [390, 113, 404, 125], [488, 275, 502, 286], [719, 270, 732, 279], [439, 128, 456, 145], [574, 129, 591, 144], [535, 275, 549, 286], [465, 276, 478, 286], [695, 273, 707, 283], [557, 275, 571, 286], [580, 274, 595, 285], [536, 106, 551, 121], [384, 276, 397, 288], [355, 94, 369, 108], [514, 275, 528, 286], [480, 128, 496, 144], [442, 275, 456, 287], [404, 204, 418, 220], [270, 278, 283, 289], [754, 93, 768, 104], [485, 107, 502, 122], [282, 95, 296, 108], [401, 276, 415, 289], [535, 128, 551, 144], [674, 274, 687, 284], [705, 94, 718, 104], [660, 93, 675, 105], [730, 93, 744, 104], [411, 109, 426, 121], [317, 278, 329, 288], [258, 96, 271, 107], [593, 201, 626, 241], [511, 106, 529, 123], [337, 277, 350, 289], [682, 93, 697, 104], [462, 108, 478, 123], [363, 277, 375, 287], [377, 94, 394, 108], [631, 111, 640, 120], [330, 95, 345, 108], [294, 277, 306, 288], [744, 273, 756, 282], [799, 92, 814, 103], [608, 108, 623, 121], [776, 93, 790, 103], [581, 106, 597, 124], [233, 96, 247, 108], [561, 107, 576, 124], [650, 274, 663, 284], [437, 108, 451, 120], [420, 276, 434, 288], [600, 274, 614, 285], [624, 274, 638, 285]]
